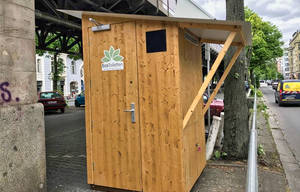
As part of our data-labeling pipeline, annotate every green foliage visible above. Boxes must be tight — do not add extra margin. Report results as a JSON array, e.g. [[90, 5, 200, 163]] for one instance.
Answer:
[[257, 102, 267, 112], [254, 60, 283, 81], [245, 7, 283, 80], [51, 57, 65, 82], [214, 150, 221, 159], [258, 144, 266, 157], [56, 89, 64, 97], [257, 102, 269, 120], [214, 150, 228, 160], [257, 90, 263, 97], [233, 73, 240, 79], [35, 32, 81, 91]]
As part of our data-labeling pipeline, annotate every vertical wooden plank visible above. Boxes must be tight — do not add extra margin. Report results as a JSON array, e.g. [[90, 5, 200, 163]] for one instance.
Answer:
[[82, 15, 93, 184], [86, 17, 142, 191], [136, 21, 184, 192], [178, 29, 205, 191]]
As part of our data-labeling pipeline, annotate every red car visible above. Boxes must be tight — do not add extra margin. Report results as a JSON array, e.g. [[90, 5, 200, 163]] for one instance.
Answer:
[[203, 93, 224, 119], [38, 92, 66, 113]]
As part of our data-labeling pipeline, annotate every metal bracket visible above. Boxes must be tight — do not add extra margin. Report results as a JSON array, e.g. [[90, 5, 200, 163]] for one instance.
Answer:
[[124, 103, 136, 123], [89, 17, 111, 32], [91, 24, 111, 32]]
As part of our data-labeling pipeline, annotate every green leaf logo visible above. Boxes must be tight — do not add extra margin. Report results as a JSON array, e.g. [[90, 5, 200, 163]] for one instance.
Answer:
[[101, 46, 124, 63]]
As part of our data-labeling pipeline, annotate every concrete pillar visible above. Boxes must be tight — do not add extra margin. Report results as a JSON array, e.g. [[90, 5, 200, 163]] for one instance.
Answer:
[[0, 0, 46, 191]]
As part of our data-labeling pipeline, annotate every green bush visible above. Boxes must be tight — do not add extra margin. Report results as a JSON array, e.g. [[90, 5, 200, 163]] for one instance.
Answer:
[[256, 90, 263, 97]]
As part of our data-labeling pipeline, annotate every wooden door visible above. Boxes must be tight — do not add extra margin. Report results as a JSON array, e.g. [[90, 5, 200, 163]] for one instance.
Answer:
[[88, 21, 142, 191]]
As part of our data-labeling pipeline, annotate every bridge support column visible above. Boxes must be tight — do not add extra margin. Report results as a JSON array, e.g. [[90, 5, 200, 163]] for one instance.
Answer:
[[0, 0, 46, 191]]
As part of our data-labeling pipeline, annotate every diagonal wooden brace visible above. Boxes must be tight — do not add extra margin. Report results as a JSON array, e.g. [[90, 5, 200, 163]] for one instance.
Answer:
[[203, 46, 243, 115], [183, 31, 237, 129]]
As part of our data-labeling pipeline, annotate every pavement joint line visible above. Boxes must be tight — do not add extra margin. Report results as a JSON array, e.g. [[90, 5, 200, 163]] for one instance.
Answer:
[[271, 127, 281, 129], [207, 163, 285, 175], [47, 154, 87, 158], [207, 162, 246, 168]]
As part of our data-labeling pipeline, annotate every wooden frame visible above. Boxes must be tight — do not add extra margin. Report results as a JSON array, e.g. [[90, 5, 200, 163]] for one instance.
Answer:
[[203, 46, 243, 114], [183, 31, 238, 129]]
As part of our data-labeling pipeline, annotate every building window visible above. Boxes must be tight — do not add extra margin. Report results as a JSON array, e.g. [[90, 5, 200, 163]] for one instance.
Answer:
[[146, 29, 167, 53], [298, 44, 300, 50], [37, 59, 41, 73], [37, 81, 42, 92], [51, 57, 54, 72], [299, 53, 300, 61], [285, 67, 289, 71], [71, 61, 76, 74]]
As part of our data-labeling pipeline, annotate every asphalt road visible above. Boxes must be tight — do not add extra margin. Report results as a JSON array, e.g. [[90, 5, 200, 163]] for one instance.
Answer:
[[44, 107, 93, 192], [260, 83, 300, 164]]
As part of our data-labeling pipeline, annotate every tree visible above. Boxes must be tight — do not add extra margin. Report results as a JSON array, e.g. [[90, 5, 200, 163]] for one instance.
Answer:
[[223, 0, 249, 159], [245, 8, 283, 85], [254, 60, 283, 85], [35, 32, 81, 92]]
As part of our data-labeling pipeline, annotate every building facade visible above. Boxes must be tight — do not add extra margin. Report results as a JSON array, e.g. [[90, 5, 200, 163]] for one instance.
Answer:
[[36, 53, 84, 97], [288, 31, 300, 79], [277, 48, 290, 79]]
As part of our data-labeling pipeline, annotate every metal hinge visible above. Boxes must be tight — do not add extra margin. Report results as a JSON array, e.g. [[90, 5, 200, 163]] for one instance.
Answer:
[[92, 162, 95, 171]]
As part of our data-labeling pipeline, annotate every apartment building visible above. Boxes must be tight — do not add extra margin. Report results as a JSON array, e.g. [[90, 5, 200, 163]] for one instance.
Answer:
[[288, 31, 300, 79], [277, 48, 290, 79], [36, 53, 84, 97]]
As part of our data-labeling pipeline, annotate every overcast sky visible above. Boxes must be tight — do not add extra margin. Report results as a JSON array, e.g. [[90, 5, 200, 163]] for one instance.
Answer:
[[195, 0, 300, 47]]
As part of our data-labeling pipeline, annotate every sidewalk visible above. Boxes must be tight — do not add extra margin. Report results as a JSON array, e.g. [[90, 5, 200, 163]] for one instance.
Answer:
[[46, 97, 289, 192], [262, 95, 300, 192], [191, 98, 288, 192]]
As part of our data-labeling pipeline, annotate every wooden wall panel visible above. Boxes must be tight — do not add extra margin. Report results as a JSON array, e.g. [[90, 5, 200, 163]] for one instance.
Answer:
[[84, 15, 142, 191], [178, 29, 206, 192], [82, 15, 93, 184], [136, 21, 185, 192]]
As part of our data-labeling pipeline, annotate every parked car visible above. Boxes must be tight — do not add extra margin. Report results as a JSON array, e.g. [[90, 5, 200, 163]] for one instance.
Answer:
[[203, 93, 224, 119], [272, 80, 279, 90], [75, 91, 85, 107], [274, 80, 300, 106], [266, 80, 272, 85], [38, 91, 66, 113]]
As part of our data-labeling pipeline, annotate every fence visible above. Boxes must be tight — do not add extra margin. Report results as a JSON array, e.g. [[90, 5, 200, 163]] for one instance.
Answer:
[[246, 90, 258, 192]]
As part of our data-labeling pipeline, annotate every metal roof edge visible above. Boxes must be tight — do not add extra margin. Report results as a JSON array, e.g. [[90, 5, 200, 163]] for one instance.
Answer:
[[189, 0, 215, 19]]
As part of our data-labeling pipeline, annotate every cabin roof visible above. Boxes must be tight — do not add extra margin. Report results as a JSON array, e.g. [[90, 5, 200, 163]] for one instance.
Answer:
[[59, 10, 252, 46]]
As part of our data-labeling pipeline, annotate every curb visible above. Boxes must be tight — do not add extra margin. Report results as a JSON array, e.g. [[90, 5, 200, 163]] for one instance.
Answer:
[[262, 94, 300, 192]]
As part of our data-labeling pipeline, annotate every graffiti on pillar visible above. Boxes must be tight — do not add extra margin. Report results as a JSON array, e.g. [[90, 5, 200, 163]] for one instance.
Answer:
[[0, 82, 20, 104]]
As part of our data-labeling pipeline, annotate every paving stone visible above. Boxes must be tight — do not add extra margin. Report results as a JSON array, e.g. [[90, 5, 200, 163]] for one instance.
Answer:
[[274, 139, 294, 157], [271, 129, 285, 141]]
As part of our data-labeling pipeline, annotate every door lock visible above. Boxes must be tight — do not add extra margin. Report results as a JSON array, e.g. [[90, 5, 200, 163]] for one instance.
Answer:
[[124, 103, 136, 123]]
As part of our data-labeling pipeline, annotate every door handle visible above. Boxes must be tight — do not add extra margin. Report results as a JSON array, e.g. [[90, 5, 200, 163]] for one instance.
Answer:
[[124, 103, 136, 123]]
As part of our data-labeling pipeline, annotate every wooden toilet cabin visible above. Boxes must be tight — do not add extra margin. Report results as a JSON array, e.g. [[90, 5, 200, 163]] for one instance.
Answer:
[[61, 10, 251, 192]]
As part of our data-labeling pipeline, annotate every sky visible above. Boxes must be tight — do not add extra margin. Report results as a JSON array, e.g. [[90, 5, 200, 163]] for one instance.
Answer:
[[195, 0, 300, 47]]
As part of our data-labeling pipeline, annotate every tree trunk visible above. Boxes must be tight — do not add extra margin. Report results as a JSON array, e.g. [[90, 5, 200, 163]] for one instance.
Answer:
[[53, 53, 58, 91], [223, 0, 249, 159]]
